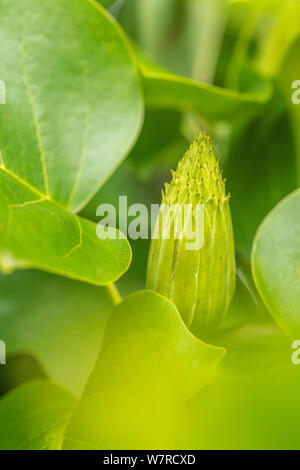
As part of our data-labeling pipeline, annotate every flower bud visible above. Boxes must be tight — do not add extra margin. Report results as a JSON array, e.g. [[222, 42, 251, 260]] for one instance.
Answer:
[[146, 131, 235, 336]]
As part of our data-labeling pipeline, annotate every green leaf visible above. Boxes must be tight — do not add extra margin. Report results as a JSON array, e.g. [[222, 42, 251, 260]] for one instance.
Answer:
[[98, 0, 116, 8], [0, 380, 76, 450], [0, 0, 143, 213], [226, 98, 298, 258], [252, 189, 300, 338], [177, 352, 300, 450], [124, 0, 228, 83], [63, 291, 225, 449], [127, 109, 188, 179], [175, 273, 300, 449], [0, 270, 113, 396], [139, 58, 272, 122], [278, 36, 300, 180], [0, 169, 131, 284]]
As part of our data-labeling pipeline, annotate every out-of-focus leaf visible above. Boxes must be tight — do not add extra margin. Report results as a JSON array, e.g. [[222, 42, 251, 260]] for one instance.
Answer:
[[176, 269, 300, 449], [0, 171, 131, 285], [0, 354, 47, 397], [256, 1, 300, 77], [0, 0, 143, 213], [278, 36, 300, 177], [226, 97, 298, 259], [0, 271, 112, 396], [98, 0, 116, 8], [252, 189, 300, 338], [127, 109, 188, 179], [177, 359, 300, 449], [63, 291, 225, 449], [0, 381, 76, 450], [139, 59, 272, 122], [128, 0, 228, 83]]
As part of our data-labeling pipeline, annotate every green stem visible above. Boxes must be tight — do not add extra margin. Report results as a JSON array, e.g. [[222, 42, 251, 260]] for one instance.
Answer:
[[106, 283, 122, 305]]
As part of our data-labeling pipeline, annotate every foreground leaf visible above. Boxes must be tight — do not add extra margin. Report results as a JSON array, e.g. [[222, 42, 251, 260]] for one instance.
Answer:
[[0, 270, 112, 396], [0, 0, 143, 213], [0, 169, 131, 284], [63, 291, 225, 449], [178, 356, 300, 450], [252, 189, 300, 338], [0, 381, 76, 450]]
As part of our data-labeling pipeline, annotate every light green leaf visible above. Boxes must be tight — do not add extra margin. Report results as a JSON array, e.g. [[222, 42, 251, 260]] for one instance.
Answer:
[[0, 270, 113, 396], [0, 0, 143, 213], [252, 189, 300, 338], [175, 274, 300, 449], [0, 381, 76, 450], [63, 291, 225, 449], [139, 59, 272, 122], [178, 352, 300, 450], [0, 169, 131, 284]]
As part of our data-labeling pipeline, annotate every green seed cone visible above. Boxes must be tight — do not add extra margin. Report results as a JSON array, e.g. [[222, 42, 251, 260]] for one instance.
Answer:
[[146, 131, 236, 336]]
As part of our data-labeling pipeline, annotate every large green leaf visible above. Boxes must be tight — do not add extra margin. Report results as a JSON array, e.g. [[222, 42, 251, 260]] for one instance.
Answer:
[[0, 270, 112, 396], [0, 169, 131, 284], [0, 0, 140, 280], [139, 59, 272, 122], [252, 189, 300, 338], [0, 0, 143, 213], [0, 381, 76, 450], [63, 291, 225, 449]]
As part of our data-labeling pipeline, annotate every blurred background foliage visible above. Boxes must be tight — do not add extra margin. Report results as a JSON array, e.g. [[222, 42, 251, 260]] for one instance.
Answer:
[[1, 0, 300, 449]]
